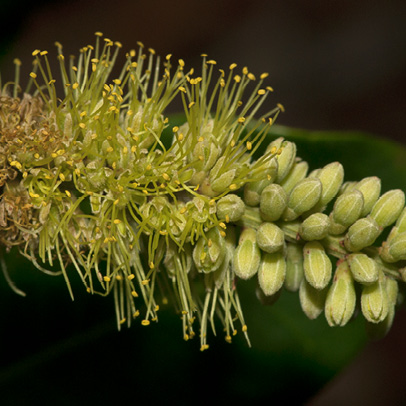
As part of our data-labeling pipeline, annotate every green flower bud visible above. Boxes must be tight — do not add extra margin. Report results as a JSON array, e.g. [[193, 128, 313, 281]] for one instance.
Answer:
[[216, 194, 245, 222], [260, 184, 288, 222], [299, 212, 330, 241], [328, 213, 348, 235], [314, 162, 344, 208], [303, 241, 332, 290], [324, 261, 356, 327], [344, 216, 381, 252], [280, 160, 309, 194], [361, 270, 389, 323], [299, 279, 328, 320], [258, 251, 286, 296], [394, 207, 406, 233], [354, 176, 381, 217], [386, 232, 406, 261], [283, 177, 322, 221], [386, 277, 399, 307], [347, 253, 379, 284], [271, 139, 296, 183], [256, 222, 285, 253], [284, 242, 304, 292], [193, 227, 226, 273], [210, 169, 237, 194], [244, 179, 272, 207], [370, 189, 405, 228], [332, 189, 364, 227], [232, 228, 261, 279]]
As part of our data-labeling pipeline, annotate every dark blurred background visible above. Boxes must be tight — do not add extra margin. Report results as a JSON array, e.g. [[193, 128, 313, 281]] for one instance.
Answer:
[[1, 0, 406, 404]]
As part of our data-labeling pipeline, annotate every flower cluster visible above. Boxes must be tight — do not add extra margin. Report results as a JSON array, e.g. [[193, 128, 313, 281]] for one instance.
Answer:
[[1, 33, 405, 349]]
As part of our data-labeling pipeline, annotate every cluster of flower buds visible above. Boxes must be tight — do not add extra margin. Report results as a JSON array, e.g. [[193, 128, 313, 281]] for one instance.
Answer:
[[1, 33, 405, 349]]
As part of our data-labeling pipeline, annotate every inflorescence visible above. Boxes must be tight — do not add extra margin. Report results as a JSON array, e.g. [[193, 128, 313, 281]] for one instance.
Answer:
[[1, 33, 405, 350]]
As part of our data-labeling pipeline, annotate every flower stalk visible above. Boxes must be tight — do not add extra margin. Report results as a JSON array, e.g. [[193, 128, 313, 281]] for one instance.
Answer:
[[1, 33, 405, 350]]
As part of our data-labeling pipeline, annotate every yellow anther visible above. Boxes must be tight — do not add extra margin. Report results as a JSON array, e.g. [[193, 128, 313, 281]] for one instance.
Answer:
[[229, 184, 238, 190], [269, 117, 273, 125], [242, 325, 248, 332], [141, 320, 150, 326], [95, 31, 103, 36], [188, 101, 195, 108], [178, 86, 186, 93], [10, 161, 22, 170], [172, 126, 179, 133], [127, 274, 135, 280], [233, 329, 237, 336], [22, 172, 28, 179], [142, 279, 150, 285], [59, 173, 65, 182], [225, 335, 232, 343], [242, 66, 249, 75], [184, 334, 189, 341], [14, 58, 21, 66], [247, 73, 256, 81], [134, 310, 140, 317], [154, 305, 160, 311], [277, 103, 285, 112], [103, 276, 111, 282], [122, 146, 128, 154], [209, 199, 216, 206], [178, 59, 185, 67], [231, 140, 236, 147], [131, 290, 138, 297], [229, 63, 237, 70], [106, 146, 114, 153], [113, 79, 121, 85], [220, 230, 226, 238], [48, 79, 56, 85], [166, 53, 172, 60], [29, 192, 39, 198], [225, 214, 230, 223], [29, 72, 37, 79], [258, 89, 266, 95], [115, 41, 122, 48], [246, 141, 252, 150], [159, 230, 168, 235], [32, 49, 40, 56], [270, 146, 277, 154], [74, 168, 81, 176], [208, 239, 212, 247], [162, 173, 170, 181], [238, 117, 246, 123], [180, 207, 187, 214], [40, 50, 48, 56], [72, 82, 79, 90], [149, 262, 155, 269], [114, 198, 120, 205], [113, 219, 121, 224], [219, 222, 227, 229], [178, 133, 184, 141], [119, 318, 126, 325], [115, 274, 122, 280], [206, 60, 217, 65], [65, 190, 71, 197], [198, 155, 204, 161]]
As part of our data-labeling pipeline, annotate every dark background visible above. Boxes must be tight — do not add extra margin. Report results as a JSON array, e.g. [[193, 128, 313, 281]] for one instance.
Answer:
[[1, 1, 406, 404]]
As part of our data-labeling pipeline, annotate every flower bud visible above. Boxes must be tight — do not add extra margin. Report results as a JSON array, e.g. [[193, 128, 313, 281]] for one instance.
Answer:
[[303, 241, 332, 290], [256, 222, 285, 253], [210, 169, 237, 193], [193, 227, 226, 273], [344, 216, 381, 252], [395, 207, 406, 234], [285, 242, 304, 292], [361, 270, 389, 323], [299, 213, 330, 241], [232, 228, 261, 279], [256, 286, 282, 306], [244, 179, 272, 207], [386, 277, 399, 307], [280, 160, 309, 194], [216, 194, 245, 222], [324, 261, 356, 326], [314, 162, 344, 208], [370, 189, 405, 228], [347, 253, 379, 284], [385, 232, 406, 261], [260, 184, 288, 222], [328, 213, 348, 235], [275, 140, 297, 183], [354, 176, 381, 217], [299, 279, 327, 320], [332, 189, 364, 227], [258, 251, 286, 296], [283, 177, 322, 221]]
